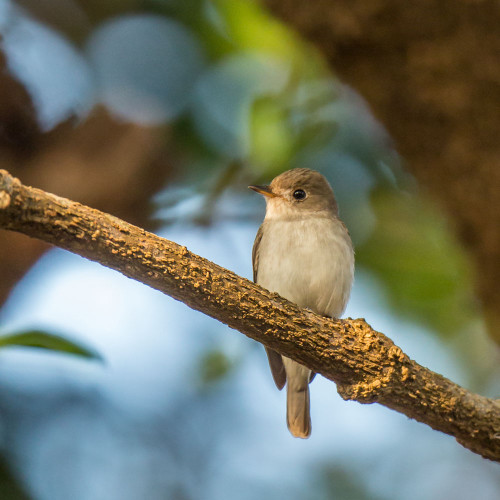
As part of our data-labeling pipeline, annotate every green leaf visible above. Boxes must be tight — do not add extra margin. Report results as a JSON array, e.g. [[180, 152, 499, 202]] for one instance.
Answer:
[[0, 330, 103, 361]]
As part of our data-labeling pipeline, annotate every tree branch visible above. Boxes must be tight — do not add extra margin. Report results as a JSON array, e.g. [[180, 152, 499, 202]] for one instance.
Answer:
[[0, 169, 499, 461]]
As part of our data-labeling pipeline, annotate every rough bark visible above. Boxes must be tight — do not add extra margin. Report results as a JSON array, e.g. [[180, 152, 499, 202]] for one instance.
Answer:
[[0, 169, 499, 461], [264, 0, 500, 340]]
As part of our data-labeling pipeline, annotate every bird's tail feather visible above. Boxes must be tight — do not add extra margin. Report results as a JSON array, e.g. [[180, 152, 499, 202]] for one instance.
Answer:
[[286, 382, 311, 439]]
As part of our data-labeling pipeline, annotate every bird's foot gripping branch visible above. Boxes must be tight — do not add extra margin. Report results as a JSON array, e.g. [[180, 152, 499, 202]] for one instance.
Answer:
[[1, 169, 499, 461]]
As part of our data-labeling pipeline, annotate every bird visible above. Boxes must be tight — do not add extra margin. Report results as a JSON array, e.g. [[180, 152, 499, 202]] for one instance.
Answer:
[[249, 168, 354, 438]]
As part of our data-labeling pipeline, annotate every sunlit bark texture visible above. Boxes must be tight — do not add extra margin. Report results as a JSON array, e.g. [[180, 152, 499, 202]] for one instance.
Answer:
[[264, 0, 500, 339], [1, 170, 499, 461]]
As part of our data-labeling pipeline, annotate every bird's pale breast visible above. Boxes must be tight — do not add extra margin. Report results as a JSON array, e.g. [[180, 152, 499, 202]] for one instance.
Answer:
[[256, 216, 354, 318]]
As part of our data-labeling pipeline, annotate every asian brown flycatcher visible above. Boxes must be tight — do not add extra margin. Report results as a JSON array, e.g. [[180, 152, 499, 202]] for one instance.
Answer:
[[250, 168, 354, 438]]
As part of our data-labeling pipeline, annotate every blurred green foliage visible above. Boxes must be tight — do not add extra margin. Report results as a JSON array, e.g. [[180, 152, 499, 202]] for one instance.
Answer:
[[197, 348, 234, 387], [317, 464, 384, 500], [0, 330, 102, 361], [356, 188, 477, 336], [0, 458, 30, 500]]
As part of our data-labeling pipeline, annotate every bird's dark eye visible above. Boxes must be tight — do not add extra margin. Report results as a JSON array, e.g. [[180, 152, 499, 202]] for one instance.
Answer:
[[293, 189, 306, 200]]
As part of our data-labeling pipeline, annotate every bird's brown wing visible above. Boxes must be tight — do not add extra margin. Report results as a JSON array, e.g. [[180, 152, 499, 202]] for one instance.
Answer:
[[253, 223, 286, 390], [265, 347, 286, 390], [252, 224, 263, 283]]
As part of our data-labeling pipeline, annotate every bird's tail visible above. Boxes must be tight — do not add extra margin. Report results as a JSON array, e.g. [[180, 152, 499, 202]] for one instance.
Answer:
[[285, 359, 311, 439]]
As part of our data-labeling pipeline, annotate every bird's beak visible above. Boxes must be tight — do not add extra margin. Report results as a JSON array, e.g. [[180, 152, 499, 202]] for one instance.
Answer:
[[248, 185, 276, 198]]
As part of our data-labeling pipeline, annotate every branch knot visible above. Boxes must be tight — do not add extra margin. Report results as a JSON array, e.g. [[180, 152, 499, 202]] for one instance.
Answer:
[[336, 345, 412, 403]]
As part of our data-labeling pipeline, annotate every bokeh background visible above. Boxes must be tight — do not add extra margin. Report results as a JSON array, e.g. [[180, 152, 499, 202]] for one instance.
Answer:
[[1, 0, 499, 498]]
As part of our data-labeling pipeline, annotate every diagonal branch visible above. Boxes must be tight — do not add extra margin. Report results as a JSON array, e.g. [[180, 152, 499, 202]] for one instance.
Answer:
[[0, 169, 499, 461]]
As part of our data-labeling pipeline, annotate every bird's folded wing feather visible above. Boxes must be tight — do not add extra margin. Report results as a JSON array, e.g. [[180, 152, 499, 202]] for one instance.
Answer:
[[265, 347, 286, 390], [253, 223, 286, 390]]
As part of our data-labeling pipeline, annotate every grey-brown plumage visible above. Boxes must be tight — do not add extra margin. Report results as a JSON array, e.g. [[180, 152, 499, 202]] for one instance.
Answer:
[[250, 168, 354, 438]]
